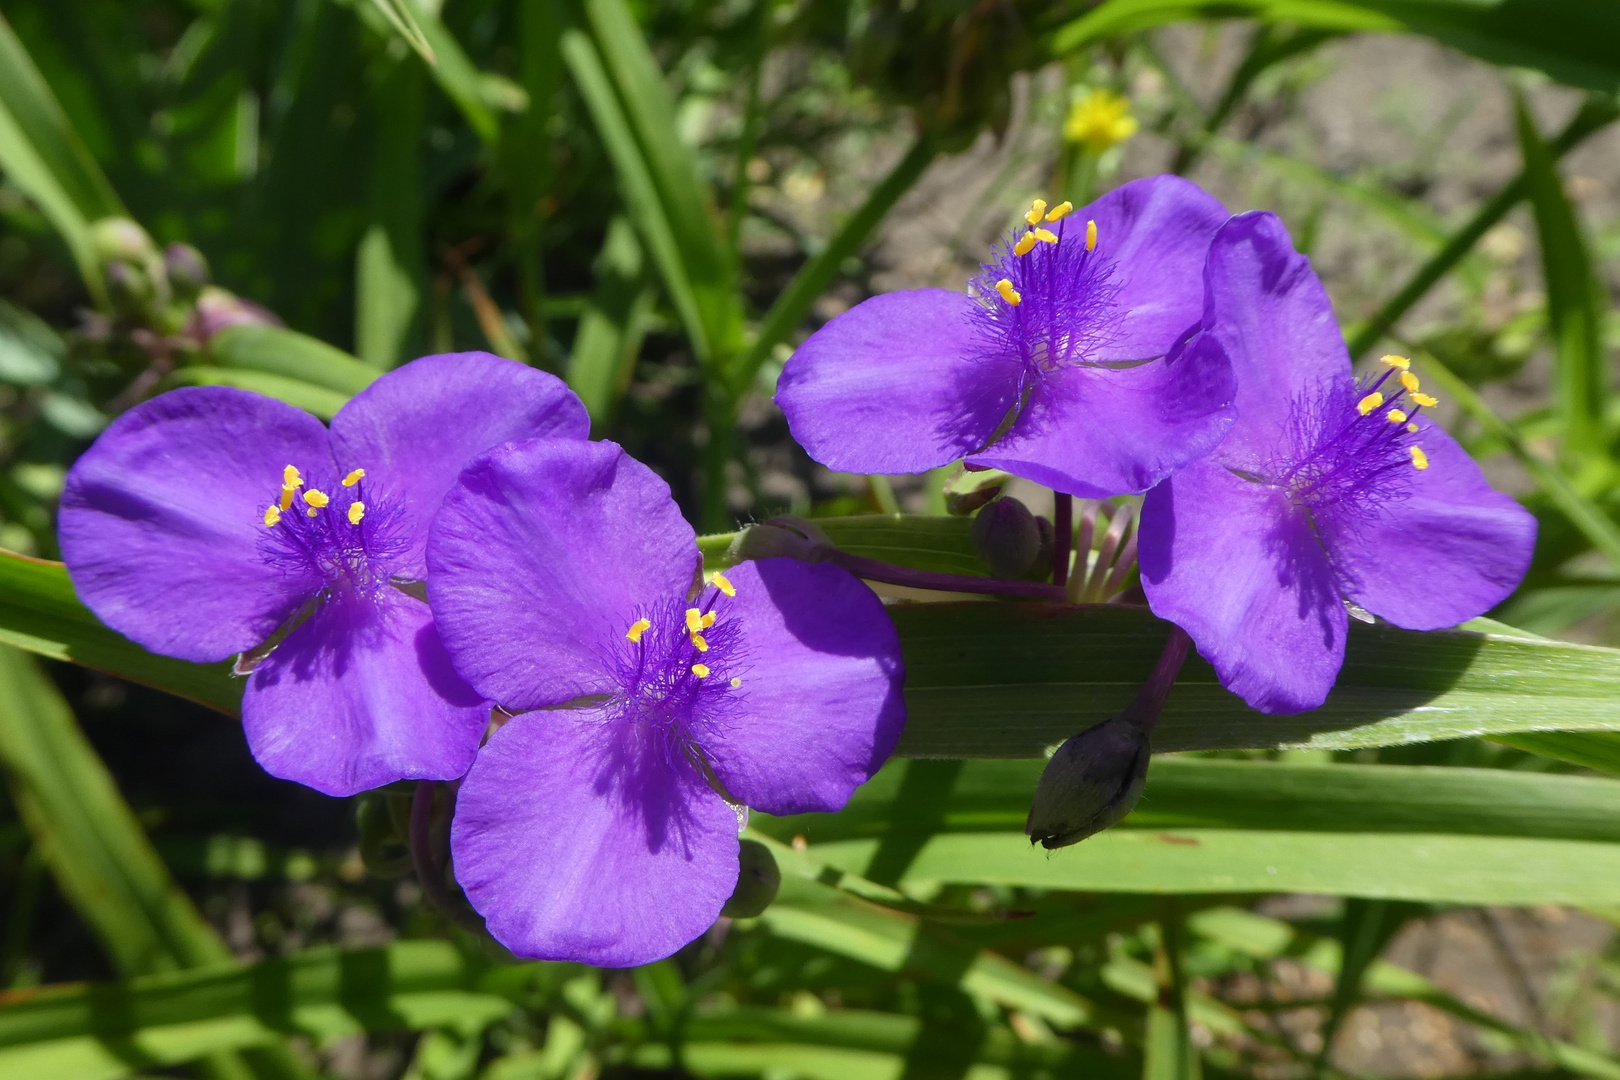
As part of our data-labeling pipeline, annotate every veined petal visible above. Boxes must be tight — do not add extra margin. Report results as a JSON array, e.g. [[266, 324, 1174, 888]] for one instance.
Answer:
[[1140, 459, 1347, 713], [329, 351, 590, 576], [427, 438, 697, 711], [775, 289, 1020, 474], [970, 329, 1235, 497], [1082, 175, 1228, 364], [243, 590, 489, 796], [702, 559, 905, 816], [451, 708, 739, 967], [59, 386, 334, 662], [1319, 424, 1536, 630], [1200, 211, 1352, 465]]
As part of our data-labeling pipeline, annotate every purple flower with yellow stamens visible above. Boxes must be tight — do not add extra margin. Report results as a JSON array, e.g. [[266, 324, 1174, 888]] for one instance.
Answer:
[[58, 352, 589, 795], [425, 437, 905, 967], [776, 175, 1237, 497], [1139, 212, 1536, 713]]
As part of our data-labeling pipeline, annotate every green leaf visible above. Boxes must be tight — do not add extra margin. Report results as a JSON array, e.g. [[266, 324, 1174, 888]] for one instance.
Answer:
[[363, 0, 438, 67], [159, 368, 353, 422], [1052, 1, 1620, 96], [774, 758, 1620, 904], [355, 61, 426, 370], [0, 10, 123, 303], [207, 325, 378, 396], [566, 216, 657, 427], [0, 549, 239, 716], [1516, 91, 1609, 466], [0, 941, 515, 1080], [1490, 730, 1620, 773]]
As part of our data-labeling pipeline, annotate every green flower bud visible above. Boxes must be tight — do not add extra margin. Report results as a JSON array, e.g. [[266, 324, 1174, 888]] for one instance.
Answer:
[[356, 789, 413, 878], [728, 516, 833, 564], [1025, 714, 1150, 849], [164, 243, 210, 300], [972, 496, 1042, 578], [89, 217, 158, 265], [721, 838, 780, 918]]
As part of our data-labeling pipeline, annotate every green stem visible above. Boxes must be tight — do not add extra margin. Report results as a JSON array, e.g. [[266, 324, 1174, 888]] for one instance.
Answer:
[[701, 389, 738, 533], [1347, 94, 1617, 360]]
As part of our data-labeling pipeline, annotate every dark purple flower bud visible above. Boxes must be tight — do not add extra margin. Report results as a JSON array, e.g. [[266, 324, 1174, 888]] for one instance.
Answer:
[[164, 243, 210, 300], [1025, 714, 1149, 849], [971, 496, 1042, 578], [721, 838, 780, 918]]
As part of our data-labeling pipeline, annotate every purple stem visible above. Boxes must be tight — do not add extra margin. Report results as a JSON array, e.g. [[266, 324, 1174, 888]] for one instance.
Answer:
[[1124, 625, 1191, 735], [825, 549, 1068, 601], [1052, 493, 1073, 588]]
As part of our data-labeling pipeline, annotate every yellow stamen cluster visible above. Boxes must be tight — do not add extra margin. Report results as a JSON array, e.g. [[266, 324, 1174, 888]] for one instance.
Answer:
[[1410, 392, 1438, 409], [303, 488, 330, 510], [624, 573, 740, 682], [1356, 391, 1384, 416], [342, 469, 366, 487], [263, 505, 282, 527], [1410, 446, 1429, 470], [625, 618, 651, 643], [1386, 408, 1408, 424], [691, 663, 711, 678], [1024, 199, 1047, 226], [1046, 201, 1074, 222], [1380, 354, 1411, 371], [348, 502, 366, 524], [1085, 219, 1098, 251], [994, 278, 1021, 306], [1013, 231, 1038, 257], [1011, 200, 1073, 259], [710, 571, 736, 597]]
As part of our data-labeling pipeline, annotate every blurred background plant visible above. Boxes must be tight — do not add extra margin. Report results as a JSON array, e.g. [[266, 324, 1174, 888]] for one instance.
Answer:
[[3, 1, 1620, 1079]]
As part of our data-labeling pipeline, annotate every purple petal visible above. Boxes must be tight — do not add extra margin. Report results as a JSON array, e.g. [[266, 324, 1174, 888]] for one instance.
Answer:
[[451, 708, 739, 967], [243, 590, 489, 796], [329, 352, 590, 576], [59, 387, 334, 662], [1140, 459, 1347, 713], [701, 559, 905, 816], [1319, 424, 1536, 630], [1200, 212, 1351, 464], [1083, 175, 1228, 364], [969, 329, 1235, 497], [427, 438, 698, 710], [775, 289, 1020, 474]]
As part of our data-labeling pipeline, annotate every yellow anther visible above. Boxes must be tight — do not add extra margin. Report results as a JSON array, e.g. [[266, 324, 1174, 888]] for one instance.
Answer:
[[1032, 228, 1059, 245], [342, 469, 366, 487], [306, 508, 318, 518], [626, 618, 651, 643], [1024, 199, 1047, 226], [1045, 201, 1073, 222], [1410, 446, 1429, 470], [691, 663, 710, 678], [1407, 422, 1420, 433], [994, 278, 1022, 306], [701, 611, 716, 628], [710, 571, 735, 597], [279, 486, 296, 511], [684, 608, 704, 634], [1399, 371, 1421, 394], [729, 677, 742, 688], [1013, 231, 1038, 257], [691, 633, 709, 653], [283, 465, 303, 489], [263, 505, 282, 527], [348, 502, 366, 525], [1380, 354, 1411, 370], [1386, 408, 1408, 424], [1356, 391, 1384, 416], [303, 489, 330, 509], [1085, 219, 1098, 251], [1411, 392, 1438, 409]]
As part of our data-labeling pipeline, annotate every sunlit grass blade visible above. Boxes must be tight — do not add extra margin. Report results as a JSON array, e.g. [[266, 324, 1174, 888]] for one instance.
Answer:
[[355, 62, 426, 370], [0, 940, 514, 1080], [0, 646, 310, 1080], [363, 0, 437, 67], [567, 217, 657, 427], [1515, 91, 1609, 467], [0, 10, 124, 304]]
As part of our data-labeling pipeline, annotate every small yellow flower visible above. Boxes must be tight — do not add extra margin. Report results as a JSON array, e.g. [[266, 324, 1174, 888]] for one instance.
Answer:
[[1064, 89, 1138, 154]]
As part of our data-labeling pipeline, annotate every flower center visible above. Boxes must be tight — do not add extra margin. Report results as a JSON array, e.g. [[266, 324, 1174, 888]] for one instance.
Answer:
[[601, 571, 746, 767], [1282, 354, 1437, 512], [967, 197, 1125, 380], [257, 463, 407, 597]]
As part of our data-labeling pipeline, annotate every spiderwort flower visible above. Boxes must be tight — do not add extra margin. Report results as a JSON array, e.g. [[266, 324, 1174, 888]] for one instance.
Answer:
[[776, 175, 1237, 498], [426, 438, 905, 966], [1064, 88, 1139, 153], [58, 352, 590, 795], [1139, 213, 1536, 713]]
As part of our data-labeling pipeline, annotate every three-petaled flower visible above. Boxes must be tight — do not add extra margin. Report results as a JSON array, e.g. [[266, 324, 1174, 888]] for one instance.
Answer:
[[426, 437, 905, 966], [1139, 213, 1536, 712], [776, 175, 1237, 498], [59, 352, 589, 795]]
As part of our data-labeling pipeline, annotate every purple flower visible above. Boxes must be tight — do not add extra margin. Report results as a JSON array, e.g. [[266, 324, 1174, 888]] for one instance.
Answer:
[[59, 352, 590, 795], [1139, 213, 1536, 713], [426, 438, 905, 966], [775, 175, 1237, 497]]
